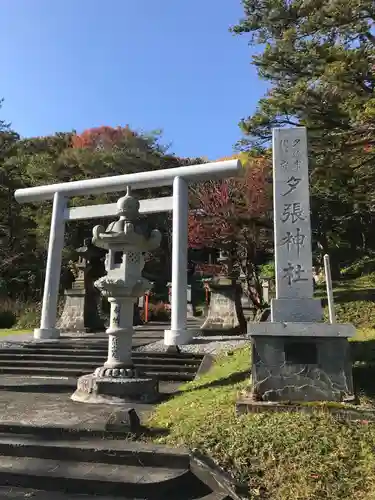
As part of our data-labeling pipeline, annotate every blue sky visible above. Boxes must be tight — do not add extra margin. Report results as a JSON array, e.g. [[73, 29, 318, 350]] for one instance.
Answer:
[[1, 1, 267, 159]]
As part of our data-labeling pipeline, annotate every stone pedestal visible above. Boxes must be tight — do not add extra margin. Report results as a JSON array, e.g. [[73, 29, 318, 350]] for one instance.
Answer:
[[200, 277, 247, 334], [74, 374, 158, 404], [249, 323, 355, 402], [72, 188, 162, 405], [58, 288, 104, 332], [58, 239, 105, 333], [72, 296, 159, 404]]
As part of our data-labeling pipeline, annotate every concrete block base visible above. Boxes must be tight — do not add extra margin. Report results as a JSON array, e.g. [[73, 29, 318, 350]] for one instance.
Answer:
[[164, 328, 196, 346], [250, 335, 354, 402], [71, 373, 159, 405], [34, 328, 60, 340]]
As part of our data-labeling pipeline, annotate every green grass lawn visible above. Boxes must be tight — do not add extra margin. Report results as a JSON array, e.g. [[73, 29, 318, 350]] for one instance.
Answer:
[[147, 275, 375, 500], [147, 347, 375, 500], [0, 329, 32, 337], [148, 348, 375, 500]]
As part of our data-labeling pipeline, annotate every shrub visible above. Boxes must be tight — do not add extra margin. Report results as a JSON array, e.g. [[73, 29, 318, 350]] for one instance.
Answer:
[[0, 311, 16, 328], [141, 301, 171, 322], [259, 261, 275, 278], [324, 300, 375, 329], [16, 302, 42, 329], [0, 298, 21, 328]]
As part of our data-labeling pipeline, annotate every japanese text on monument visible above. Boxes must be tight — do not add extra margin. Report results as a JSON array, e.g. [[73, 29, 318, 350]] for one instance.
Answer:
[[273, 128, 314, 298]]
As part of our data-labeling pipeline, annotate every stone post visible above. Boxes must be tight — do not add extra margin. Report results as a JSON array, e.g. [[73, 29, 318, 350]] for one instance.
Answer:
[[72, 188, 162, 404], [34, 192, 67, 340], [164, 176, 190, 345]]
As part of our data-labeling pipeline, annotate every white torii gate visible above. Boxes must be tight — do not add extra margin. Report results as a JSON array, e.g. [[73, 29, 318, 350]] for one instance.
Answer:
[[14, 159, 242, 345]]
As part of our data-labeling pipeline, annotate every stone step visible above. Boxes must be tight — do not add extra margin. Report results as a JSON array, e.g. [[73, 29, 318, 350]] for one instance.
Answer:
[[0, 352, 203, 365], [0, 366, 196, 381], [0, 429, 214, 498], [1, 347, 203, 360], [0, 433, 191, 469], [0, 486, 141, 499], [0, 454, 192, 498], [0, 360, 199, 373], [0, 485, 226, 499], [0, 425, 232, 499]]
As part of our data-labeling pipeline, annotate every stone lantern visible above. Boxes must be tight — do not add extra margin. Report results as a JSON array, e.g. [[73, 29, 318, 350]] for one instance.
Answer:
[[72, 188, 162, 404], [200, 250, 247, 334]]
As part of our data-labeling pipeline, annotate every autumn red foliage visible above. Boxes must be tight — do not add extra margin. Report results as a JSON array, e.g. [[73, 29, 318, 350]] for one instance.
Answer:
[[71, 126, 135, 150], [188, 154, 272, 307], [188, 155, 271, 249]]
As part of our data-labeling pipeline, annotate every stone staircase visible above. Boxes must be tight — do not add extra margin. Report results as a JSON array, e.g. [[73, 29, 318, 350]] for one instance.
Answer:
[[0, 424, 234, 499], [0, 323, 205, 382], [0, 345, 203, 381], [0, 322, 236, 499]]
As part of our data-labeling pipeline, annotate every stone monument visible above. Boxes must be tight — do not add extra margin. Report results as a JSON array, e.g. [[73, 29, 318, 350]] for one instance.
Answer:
[[247, 127, 354, 402], [72, 188, 162, 404], [200, 251, 247, 334], [58, 239, 105, 332]]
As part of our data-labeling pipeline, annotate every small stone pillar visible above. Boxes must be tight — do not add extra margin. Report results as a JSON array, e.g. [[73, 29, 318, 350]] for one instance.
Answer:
[[72, 188, 162, 404], [58, 239, 105, 332]]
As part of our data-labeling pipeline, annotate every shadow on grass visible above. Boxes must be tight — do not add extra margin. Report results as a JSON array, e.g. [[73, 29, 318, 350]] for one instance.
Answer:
[[184, 370, 250, 393], [351, 340, 375, 363], [353, 364, 375, 400], [351, 340, 375, 401]]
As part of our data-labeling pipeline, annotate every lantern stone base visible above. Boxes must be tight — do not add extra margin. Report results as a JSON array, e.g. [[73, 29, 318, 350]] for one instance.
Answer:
[[71, 373, 159, 405]]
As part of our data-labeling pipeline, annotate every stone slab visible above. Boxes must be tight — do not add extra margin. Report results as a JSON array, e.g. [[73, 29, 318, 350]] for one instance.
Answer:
[[248, 322, 355, 337], [0, 390, 155, 431], [271, 297, 323, 322]]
